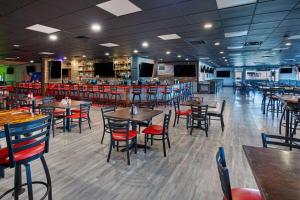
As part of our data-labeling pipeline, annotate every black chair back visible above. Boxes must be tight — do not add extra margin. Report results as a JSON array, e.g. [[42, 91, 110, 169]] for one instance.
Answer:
[[220, 100, 226, 115], [261, 133, 300, 150], [216, 147, 232, 200], [191, 105, 208, 119], [107, 118, 130, 140], [173, 97, 181, 113], [4, 116, 52, 167], [80, 103, 91, 118], [40, 106, 55, 116], [101, 106, 116, 125], [162, 110, 172, 134], [139, 102, 155, 110]]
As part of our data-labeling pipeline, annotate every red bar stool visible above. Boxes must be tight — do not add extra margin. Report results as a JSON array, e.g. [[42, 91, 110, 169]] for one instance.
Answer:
[[132, 85, 142, 105], [216, 147, 262, 200], [161, 85, 172, 107], [70, 84, 79, 100], [110, 86, 122, 106], [143, 110, 172, 157], [146, 86, 158, 105], [0, 116, 53, 200], [98, 85, 108, 105]]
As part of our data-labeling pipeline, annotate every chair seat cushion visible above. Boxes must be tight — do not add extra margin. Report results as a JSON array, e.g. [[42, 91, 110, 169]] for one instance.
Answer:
[[18, 107, 30, 111], [176, 110, 192, 116], [271, 95, 279, 99], [54, 110, 65, 114], [223, 188, 262, 200], [0, 140, 45, 165], [112, 130, 137, 141], [66, 113, 88, 119], [143, 125, 163, 135], [71, 109, 80, 113]]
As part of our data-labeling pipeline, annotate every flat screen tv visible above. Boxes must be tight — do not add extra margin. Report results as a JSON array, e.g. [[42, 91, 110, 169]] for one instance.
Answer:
[[7, 67, 14, 74], [94, 62, 114, 77], [26, 66, 36, 74], [139, 63, 154, 77], [49, 61, 61, 78], [62, 69, 69, 77], [174, 64, 196, 77], [280, 68, 292, 73], [216, 70, 230, 77]]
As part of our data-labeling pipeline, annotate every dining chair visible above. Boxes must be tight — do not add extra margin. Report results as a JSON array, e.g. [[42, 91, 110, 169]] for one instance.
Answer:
[[66, 103, 92, 133], [173, 96, 191, 129], [216, 147, 262, 200], [0, 116, 53, 200], [189, 105, 209, 137], [137, 102, 155, 134], [207, 100, 226, 132], [100, 106, 116, 144], [107, 118, 137, 165], [41, 106, 66, 137], [261, 133, 300, 150], [143, 110, 172, 157]]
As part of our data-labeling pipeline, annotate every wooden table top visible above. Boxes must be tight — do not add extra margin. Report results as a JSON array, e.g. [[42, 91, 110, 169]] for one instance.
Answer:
[[243, 145, 300, 200], [278, 94, 300, 105], [104, 108, 163, 122], [42, 100, 91, 109], [180, 100, 217, 108]]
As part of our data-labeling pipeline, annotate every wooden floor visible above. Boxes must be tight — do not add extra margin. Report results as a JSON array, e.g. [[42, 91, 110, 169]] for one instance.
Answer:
[[0, 88, 282, 200]]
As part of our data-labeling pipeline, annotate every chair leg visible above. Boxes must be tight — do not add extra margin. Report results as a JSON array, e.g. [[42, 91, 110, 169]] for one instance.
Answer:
[[162, 137, 166, 157], [107, 140, 113, 163], [40, 156, 52, 200], [144, 134, 147, 153], [205, 120, 208, 137], [221, 116, 224, 132], [14, 166, 21, 200], [126, 140, 130, 165], [186, 116, 189, 129], [25, 163, 33, 200], [101, 129, 106, 144], [79, 118, 82, 134], [88, 117, 91, 129], [173, 115, 177, 127], [134, 138, 137, 154], [166, 134, 171, 148]]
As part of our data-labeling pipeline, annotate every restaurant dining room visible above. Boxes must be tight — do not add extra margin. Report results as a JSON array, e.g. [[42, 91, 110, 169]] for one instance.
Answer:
[[0, 0, 300, 199]]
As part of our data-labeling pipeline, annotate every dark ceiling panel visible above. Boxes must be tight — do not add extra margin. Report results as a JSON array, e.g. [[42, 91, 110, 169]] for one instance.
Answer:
[[252, 11, 289, 23], [255, 0, 298, 14], [218, 4, 256, 19], [250, 21, 281, 30], [222, 16, 252, 27]]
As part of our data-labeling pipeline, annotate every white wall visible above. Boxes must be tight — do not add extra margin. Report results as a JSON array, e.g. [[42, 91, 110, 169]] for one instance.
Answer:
[[279, 67, 297, 80]]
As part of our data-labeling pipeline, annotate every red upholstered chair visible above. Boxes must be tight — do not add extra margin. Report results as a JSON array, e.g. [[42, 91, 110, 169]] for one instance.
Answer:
[[143, 110, 172, 157], [66, 103, 91, 133], [216, 147, 262, 200], [173, 96, 191, 129], [106, 118, 137, 165], [0, 116, 52, 200]]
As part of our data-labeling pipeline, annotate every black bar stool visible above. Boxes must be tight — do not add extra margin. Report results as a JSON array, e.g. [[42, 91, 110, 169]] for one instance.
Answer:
[[132, 85, 142, 105], [146, 86, 158, 105]]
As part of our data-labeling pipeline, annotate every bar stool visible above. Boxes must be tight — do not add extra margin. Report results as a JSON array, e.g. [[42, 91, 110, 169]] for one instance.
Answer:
[[161, 85, 172, 107], [98, 85, 109, 105], [0, 116, 52, 200], [110, 86, 122, 106], [146, 86, 158, 105], [132, 85, 142, 105]]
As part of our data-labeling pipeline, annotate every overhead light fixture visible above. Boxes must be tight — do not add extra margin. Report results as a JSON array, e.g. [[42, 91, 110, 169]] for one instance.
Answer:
[[16, 57, 20, 59], [216, 0, 256, 9], [288, 35, 300, 40], [26, 24, 60, 34], [142, 41, 149, 48], [203, 23, 213, 29], [225, 30, 248, 38], [39, 52, 55, 55], [96, 0, 142, 16], [105, 52, 110, 56], [214, 42, 220, 46], [133, 49, 139, 53], [30, 60, 34, 63], [177, 55, 182, 58], [159, 58, 163, 61], [91, 23, 101, 32], [285, 42, 292, 46], [227, 46, 243, 50], [63, 57, 67, 60], [82, 55, 86, 58], [229, 53, 241, 56], [13, 44, 20, 48], [99, 43, 119, 47], [166, 51, 171, 55], [199, 57, 210, 60], [185, 58, 189, 61], [49, 34, 58, 41], [220, 51, 224, 54], [157, 34, 181, 40]]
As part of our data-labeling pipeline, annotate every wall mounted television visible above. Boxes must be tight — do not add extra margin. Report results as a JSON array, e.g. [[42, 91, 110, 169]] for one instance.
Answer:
[[280, 68, 293, 73], [139, 62, 154, 77], [7, 67, 14, 74], [49, 61, 61, 78], [94, 62, 114, 77], [216, 70, 230, 77], [174, 64, 196, 77]]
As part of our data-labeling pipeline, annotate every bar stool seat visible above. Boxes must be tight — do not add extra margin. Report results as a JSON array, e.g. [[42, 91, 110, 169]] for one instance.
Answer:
[[224, 188, 262, 200]]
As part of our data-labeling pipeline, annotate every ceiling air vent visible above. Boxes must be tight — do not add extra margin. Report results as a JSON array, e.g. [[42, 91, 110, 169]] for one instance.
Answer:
[[244, 41, 263, 46], [189, 40, 206, 45]]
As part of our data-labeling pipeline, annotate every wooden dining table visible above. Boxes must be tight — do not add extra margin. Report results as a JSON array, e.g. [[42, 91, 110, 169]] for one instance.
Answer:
[[243, 145, 300, 200]]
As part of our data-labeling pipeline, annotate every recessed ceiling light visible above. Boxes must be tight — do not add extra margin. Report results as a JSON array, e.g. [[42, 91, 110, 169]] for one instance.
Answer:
[[225, 30, 248, 38], [16, 57, 20, 59], [39, 52, 55, 55], [99, 43, 119, 47], [133, 49, 139, 53], [82, 55, 86, 58], [216, 0, 256, 9], [285, 42, 292, 46], [96, 0, 142, 16], [159, 58, 163, 61], [166, 51, 171, 55], [185, 58, 189, 61], [157, 34, 181, 40], [214, 42, 220, 46], [105, 52, 110, 56], [13, 44, 20, 48], [26, 24, 60, 34], [91, 23, 101, 32], [142, 41, 149, 48], [30, 60, 34, 63], [227, 46, 243, 49], [204, 23, 213, 29], [49, 34, 58, 41], [177, 55, 182, 58], [220, 51, 224, 54]]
